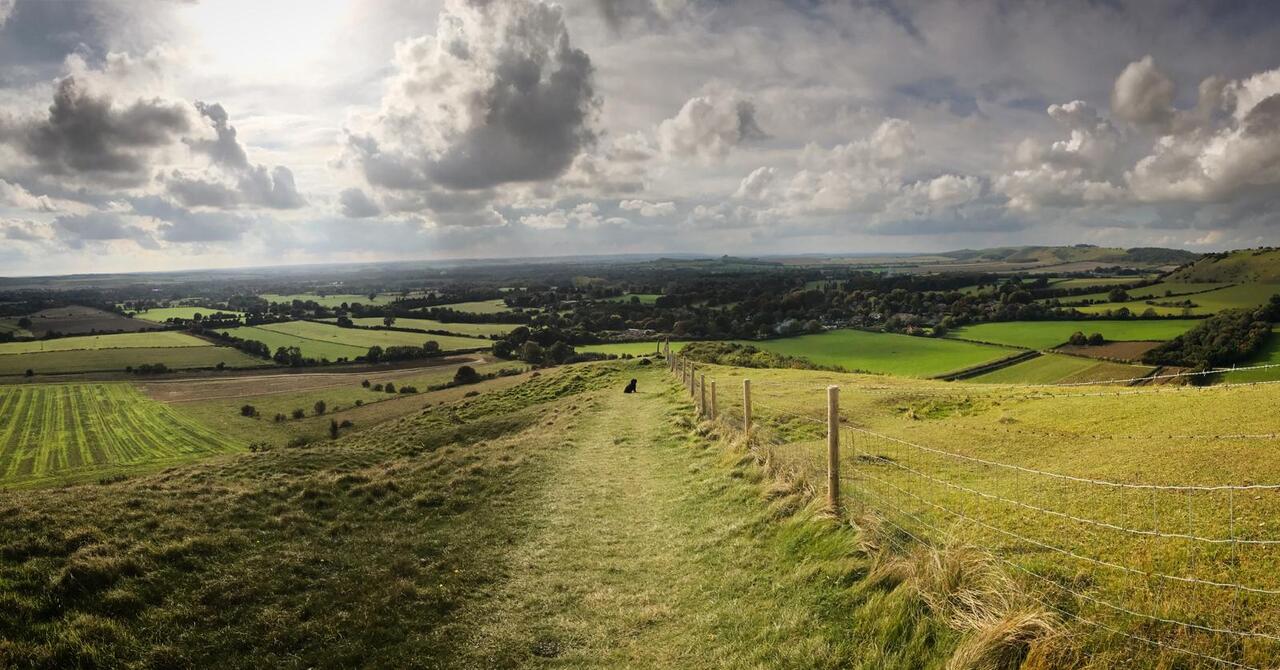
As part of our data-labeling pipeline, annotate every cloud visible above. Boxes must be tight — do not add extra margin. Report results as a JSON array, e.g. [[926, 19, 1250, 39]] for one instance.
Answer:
[[1, 218, 49, 241], [619, 199, 675, 217], [129, 196, 254, 243], [51, 211, 156, 249], [1112, 55, 1175, 128], [165, 101, 305, 209], [338, 188, 381, 218], [657, 94, 767, 161], [733, 166, 778, 200], [520, 202, 623, 230], [8, 76, 189, 186], [0, 0, 13, 28], [594, 0, 688, 32], [0, 178, 54, 211], [345, 0, 598, 203]]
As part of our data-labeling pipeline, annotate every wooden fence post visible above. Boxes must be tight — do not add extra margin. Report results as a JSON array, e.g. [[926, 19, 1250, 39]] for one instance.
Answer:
[[699, 373, 707, 417], [827, 385, 840, 513], [710, 380, 717, 421], [742, 379, 752, 433]]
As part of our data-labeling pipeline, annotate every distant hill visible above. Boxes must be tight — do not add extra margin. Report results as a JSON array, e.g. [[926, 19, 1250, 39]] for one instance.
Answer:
[[1165, 248, 1280, 282], [939, 245, 1200, 267]]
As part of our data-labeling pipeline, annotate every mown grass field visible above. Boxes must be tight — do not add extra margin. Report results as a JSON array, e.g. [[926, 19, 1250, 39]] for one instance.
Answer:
[[219, 321, 490, 361], [576, 340, 687, 356], [1222, 326, 1280, 383], [131, 307, 245, 323], [968, 352, 1155, 384], [742, 329, 1016, 377], [334, 317, 509, 337], [0, 331, 207, 354], [947, 319, 1199, 350], [0, 383, 241, 486], [677, 360, 1280, 667]]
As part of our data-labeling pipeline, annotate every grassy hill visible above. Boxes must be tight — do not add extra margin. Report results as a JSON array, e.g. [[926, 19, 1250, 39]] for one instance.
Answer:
[[940, 245, 1199, 268], [1165, 248, 1280, 282]]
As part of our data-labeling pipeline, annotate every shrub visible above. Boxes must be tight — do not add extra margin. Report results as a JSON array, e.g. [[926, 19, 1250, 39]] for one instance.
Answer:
[[361, 379, 371, 388], [273, 413, 286, 423], [329, 419, 339, 439], [399, 386, 417, 394], [373, 383, 384, 392], [1087, 332, 1105, 345], [1067, 331, 1087, 346], [24, 369, 34, 377], [291, 408, 306, 420], [454, 365, 481, 385], [354, 399, 363, 407], [248, 441, 270, 453], [384, 382, 396, 393], [313, 400, 327, 416], [239, 404, 257, 418]]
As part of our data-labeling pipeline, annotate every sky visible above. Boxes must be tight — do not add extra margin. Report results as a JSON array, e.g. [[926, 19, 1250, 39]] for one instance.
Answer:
[[3, 0, 1280, 275]]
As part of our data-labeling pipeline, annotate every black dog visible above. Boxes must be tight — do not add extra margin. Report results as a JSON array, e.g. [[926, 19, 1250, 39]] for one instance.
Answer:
[[623, 378, 638, 393]]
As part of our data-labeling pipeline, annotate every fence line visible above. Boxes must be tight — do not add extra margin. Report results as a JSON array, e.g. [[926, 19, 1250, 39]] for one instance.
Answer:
[[664, 353, 1280, 666]]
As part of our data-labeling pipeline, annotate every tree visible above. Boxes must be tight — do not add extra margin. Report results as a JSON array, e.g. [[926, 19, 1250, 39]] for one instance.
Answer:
[[1068, 331, 1088, 346], [423, 340, 440, 354], [336, 316, 353, 327], [314, 400, 327, 416], [1087, 333, 1105, 346], [383, 315, 396, 328], [1108, 288, 1130, 302], [361, 379, 371, 388], [384, 382, 396, 393], [368, 292, 377, 302], [329, 419, 340, 439], [366, 345, 384, 363], [240, 404, 257, 417], [454, 365, 481, 385], [17, 317, 32, 329]]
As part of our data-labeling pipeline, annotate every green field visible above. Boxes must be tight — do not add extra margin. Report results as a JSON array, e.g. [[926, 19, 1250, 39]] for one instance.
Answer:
[[1050, 276, 1150, 289], [335, 317, 509, 337], [260, 293, 401, 307], [433, 299, 512, 314], [132, 307, 245, 323], [1068, 282, 1280, 316], [604, 293, 662, 304], [1, 347, 268, 376], [1222, 326, 1280, 383], [968, 352, 1155, 384], [0, 383, 241, 485], [220, 321, 490, 361], [947, 319, 1199, 350], [740, 329, 1015, 377], [577, 340, 688, 356], [0, 331, 208, 355]]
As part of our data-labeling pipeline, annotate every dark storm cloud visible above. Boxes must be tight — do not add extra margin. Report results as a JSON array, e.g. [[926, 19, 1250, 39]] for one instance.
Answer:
[[13, 77, 189, 185], [186, 102, 249, 170]]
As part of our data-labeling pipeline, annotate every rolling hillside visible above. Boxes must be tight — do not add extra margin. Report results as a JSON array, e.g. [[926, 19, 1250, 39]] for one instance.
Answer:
[[1165, 248, 1280, 283]]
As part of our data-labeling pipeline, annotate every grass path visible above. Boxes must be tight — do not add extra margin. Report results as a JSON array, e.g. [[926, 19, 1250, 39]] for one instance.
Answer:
[[449, 368, 883, 668]]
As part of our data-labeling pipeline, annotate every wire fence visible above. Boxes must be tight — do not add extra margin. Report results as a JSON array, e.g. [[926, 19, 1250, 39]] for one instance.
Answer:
[[662, 348, 1280, 669]]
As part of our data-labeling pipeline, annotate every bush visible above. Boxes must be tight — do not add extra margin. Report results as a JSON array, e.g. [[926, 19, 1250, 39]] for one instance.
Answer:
[[24, 369, 33, 377], [313, 400, 327, 416], [454, 365, 481, 385], [329, 419, 339, 439], [239, 404, 257, 418], [354, 399, 363, 407], [291, 408, 306, 420], [399, 386, 417, 394], [273, 413, 286, 423], [373, 383, 384, 392], [248, 441, 270, 452], [1067, 331, 1088, 346], [384, 382, 396, 393], [361, 379, 371, 388], [1087, 333, 1105, 345]]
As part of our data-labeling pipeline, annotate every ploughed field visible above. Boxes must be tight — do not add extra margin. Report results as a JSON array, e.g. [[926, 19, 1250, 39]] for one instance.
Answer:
[[217, 321, 491, 361], [0, 383, 240, 486], [0, 305, 146, 337]]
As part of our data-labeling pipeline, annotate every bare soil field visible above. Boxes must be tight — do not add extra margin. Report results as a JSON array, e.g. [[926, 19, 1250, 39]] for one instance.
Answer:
[[1054, 340, 1162, 361], [4, 305, 148, 337], [137, 353, 486, 403]]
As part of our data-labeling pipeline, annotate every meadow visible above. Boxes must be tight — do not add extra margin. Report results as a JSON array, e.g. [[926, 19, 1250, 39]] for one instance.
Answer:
[[0, 383, 241, 486], [433, 298, 512, 314], [1222, 326, 1280, 383], [677, 359, 1280, 667], [577, 340, 688, 356], [1068, 282, 1280, 316], [742, 329, 1016, 377], [0, 331, 208, 355], [131, 306, 245, 323], [259, 292, 401, 307], [0, 347, 268, 376], [947, 319, 1199, 350], [219, 321, 490, 360], [336, 317, 509, 337]]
